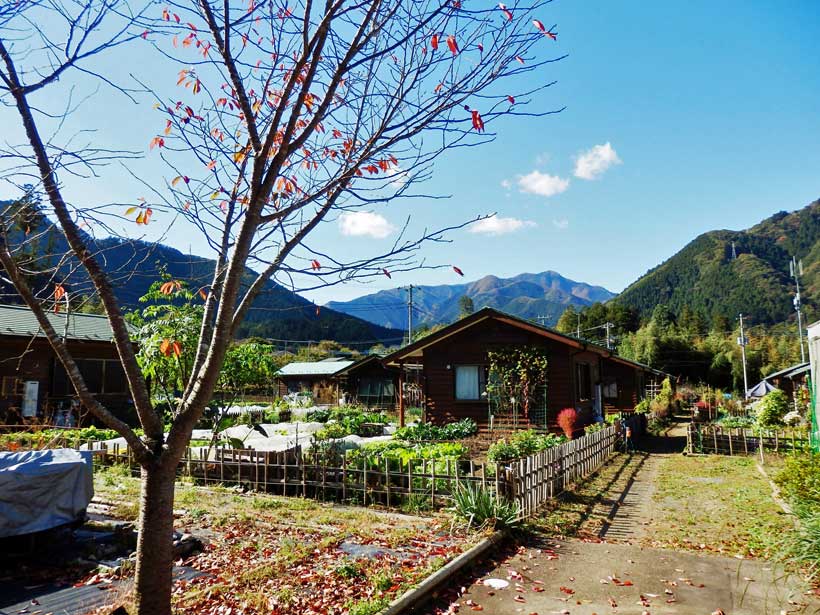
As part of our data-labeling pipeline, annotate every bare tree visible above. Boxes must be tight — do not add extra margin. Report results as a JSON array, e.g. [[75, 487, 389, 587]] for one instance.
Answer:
[[0, 1, 563, 612]]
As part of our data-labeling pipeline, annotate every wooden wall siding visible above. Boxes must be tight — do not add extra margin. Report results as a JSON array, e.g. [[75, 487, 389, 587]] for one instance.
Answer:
[[599, 359, 642, 412], [419, 318, 652, 429], [422, 319, 589, 428], [0, 336, 130, 421]]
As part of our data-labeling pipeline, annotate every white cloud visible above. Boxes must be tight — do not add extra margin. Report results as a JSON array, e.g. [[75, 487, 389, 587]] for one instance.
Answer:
[[388, 165, 409, 188], [517, 170, 570, 197], [500, 179, 512, 190], [469, 215, 536, 236], [573, 142, 621, 180], [338, 211, 396, 239], [552, 217, 569, 230]]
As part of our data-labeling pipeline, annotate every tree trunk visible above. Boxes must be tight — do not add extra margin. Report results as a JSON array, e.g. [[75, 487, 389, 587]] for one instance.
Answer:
[[133, 460, 178, 615]]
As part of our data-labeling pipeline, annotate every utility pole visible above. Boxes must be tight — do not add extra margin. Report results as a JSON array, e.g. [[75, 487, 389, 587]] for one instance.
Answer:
[[604, 322, 614, 350], [738, 313, 749, 398], [535, 315, 549, 327], [404, 285, 414, 345], [791, 256, 807, 363], [576, 313, 581, 339]]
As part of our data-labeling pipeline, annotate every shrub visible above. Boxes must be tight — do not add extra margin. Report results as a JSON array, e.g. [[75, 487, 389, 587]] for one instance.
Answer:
[[350, 440, 468, 465], [450, 482, 520, 529], [634, 399, 650, 415], [775, 453, 820, 509], [310, 407, 388, 439], [307, 407, 332, 422], [487, 430, 566, 462], [716, 415, 755, 429], [756, 389, 790, 428], [774, 507, 820, 585], [557, 408, 579, 439], [584, 422, 607, 435], [394, 418, 477, 442]]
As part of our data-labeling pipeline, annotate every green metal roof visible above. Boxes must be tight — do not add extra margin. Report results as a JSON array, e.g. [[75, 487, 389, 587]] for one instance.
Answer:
[[0, 304, 127, 342], [276, 359, 356, 377]]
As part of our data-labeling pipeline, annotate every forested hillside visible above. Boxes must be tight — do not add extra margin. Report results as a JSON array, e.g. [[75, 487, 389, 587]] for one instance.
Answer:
[[614, 200, 820, 327]]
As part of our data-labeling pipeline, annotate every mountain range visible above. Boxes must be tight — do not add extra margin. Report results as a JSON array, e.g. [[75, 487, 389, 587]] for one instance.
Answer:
[[325, 271, 615, 330], [0, 199, 403, 344], [613, 199, 820, 327]]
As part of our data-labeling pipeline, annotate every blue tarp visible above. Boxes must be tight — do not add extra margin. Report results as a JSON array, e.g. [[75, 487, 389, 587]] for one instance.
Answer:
[[0, 449, 93, 538]]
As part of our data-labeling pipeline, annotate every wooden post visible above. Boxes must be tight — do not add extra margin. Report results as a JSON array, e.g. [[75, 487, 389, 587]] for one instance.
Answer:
[[398, 363, 405, 428]]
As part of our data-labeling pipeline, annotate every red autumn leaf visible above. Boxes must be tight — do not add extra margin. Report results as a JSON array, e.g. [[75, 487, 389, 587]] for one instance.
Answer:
[[54, 284, 66, 301], [559, 586, 575, 595], [311, 259, 321, 271], [149, 136, 165, 150], [141, 30, 149, 39], [431, 33, 439, 50], [533, 19, 546, 34], [160, 339, 172, 357], [477, 43, 483, 52], [159, 280, 181, 295], [471, 110, 484, 132], [453, 265, 464, 276], [446, 35, 458, 55], [507, 95, 516, 104], [383, 269, 391, 279], [515, 55, 525, 64], [198, 287, 208, 300], [499, 3, 512, 21], [171, 341, 182, 357], [143, 208, 153, 224]]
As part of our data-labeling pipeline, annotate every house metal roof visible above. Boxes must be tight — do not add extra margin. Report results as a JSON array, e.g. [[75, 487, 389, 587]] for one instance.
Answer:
[[764, 362, 810, 381], [276, 359, 356, 377], [382, 307, 668, 377], [0, 304, 128, 342]]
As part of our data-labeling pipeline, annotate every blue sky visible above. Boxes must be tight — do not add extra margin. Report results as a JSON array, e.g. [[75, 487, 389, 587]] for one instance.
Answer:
[[3, 0, 819, 305]]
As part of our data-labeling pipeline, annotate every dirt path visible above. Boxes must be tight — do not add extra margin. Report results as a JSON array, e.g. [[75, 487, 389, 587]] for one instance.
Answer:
[[594, 419, 688, 542]]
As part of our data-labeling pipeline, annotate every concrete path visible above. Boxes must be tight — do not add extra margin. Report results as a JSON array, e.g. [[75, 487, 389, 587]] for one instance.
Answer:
[[451, 537, 817, 614], [440, 420, 819, 614]]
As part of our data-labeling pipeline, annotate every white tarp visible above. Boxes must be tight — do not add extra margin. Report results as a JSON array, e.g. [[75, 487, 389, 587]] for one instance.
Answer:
[[0, 448, 94, 537]]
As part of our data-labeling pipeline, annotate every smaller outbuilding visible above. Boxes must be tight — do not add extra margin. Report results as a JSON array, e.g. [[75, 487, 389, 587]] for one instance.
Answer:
[[275, 355, 398, 408], [0, 304, 134, 424], [763, 361, 810, 400]]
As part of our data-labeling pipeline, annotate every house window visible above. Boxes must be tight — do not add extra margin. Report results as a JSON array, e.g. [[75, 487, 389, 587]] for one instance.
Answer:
[[455, 365, 486, 400], [575, 362, 592, 402], [52, 359, 126, 395], [357, 377, 395, 404], [603, 381, 618, 399]]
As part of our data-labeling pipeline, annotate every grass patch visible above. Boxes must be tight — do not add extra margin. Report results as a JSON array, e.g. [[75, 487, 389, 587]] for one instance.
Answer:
[[644, 454, 791, 557]]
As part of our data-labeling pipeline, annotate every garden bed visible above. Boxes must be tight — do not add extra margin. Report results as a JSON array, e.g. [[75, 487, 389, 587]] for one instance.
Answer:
[[91, 467, 483, 615]]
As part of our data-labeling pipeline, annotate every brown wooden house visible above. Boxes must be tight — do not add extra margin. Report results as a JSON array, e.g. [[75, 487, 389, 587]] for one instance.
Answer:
[[764, 361, 810, 403], [383, 307, 665, 430], [275, 355, 398, 408], [0, 304, 134, 424]]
